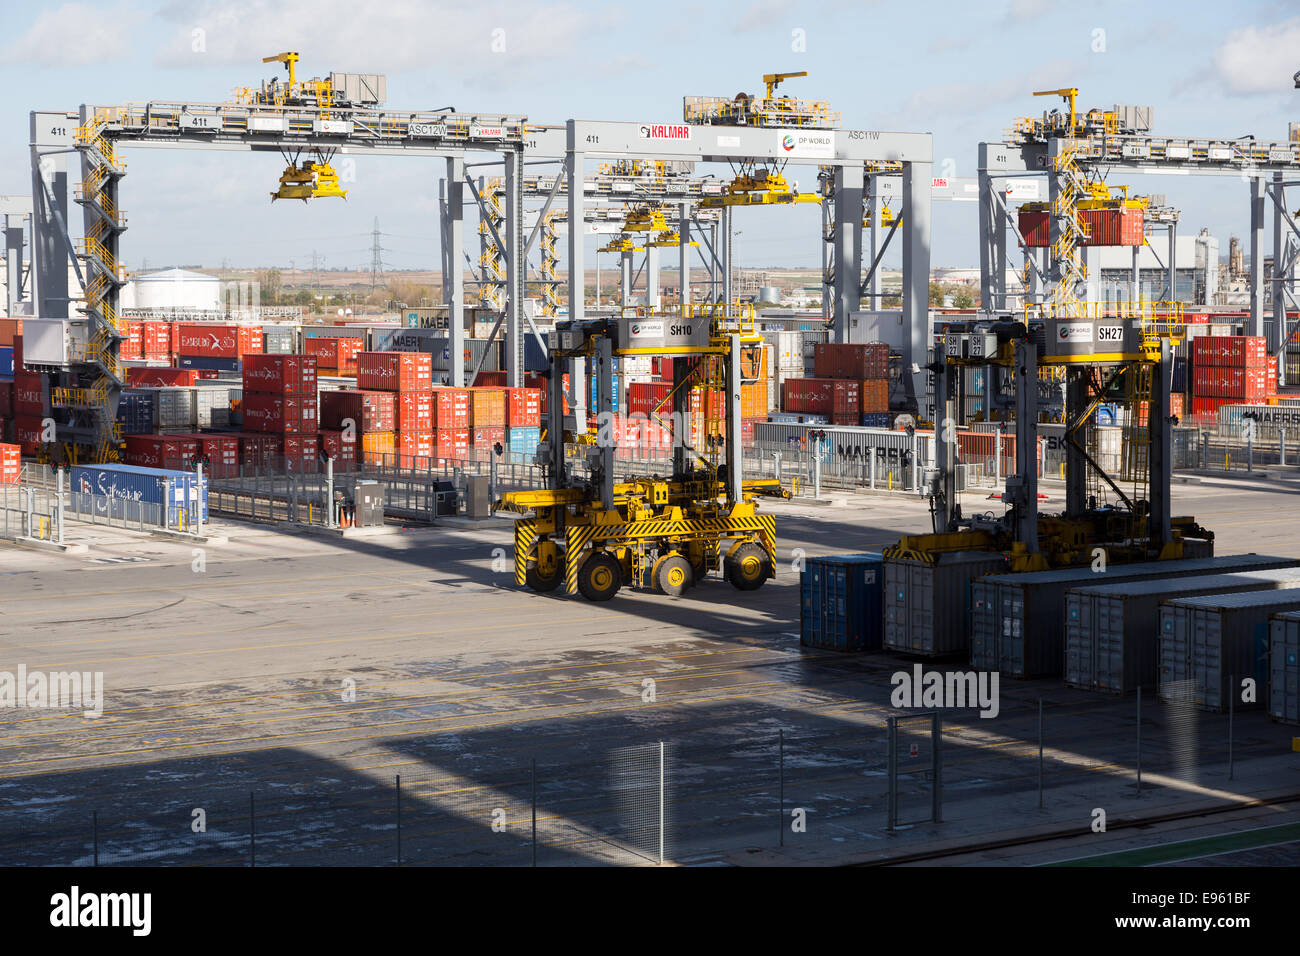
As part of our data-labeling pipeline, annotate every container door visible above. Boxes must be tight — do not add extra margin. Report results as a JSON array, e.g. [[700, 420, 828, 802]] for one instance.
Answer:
[[1096, 596, 1124, 693], [909, 563, 932, 653], [1001, 587, 1024, 677], [969, 581, 995, 670]]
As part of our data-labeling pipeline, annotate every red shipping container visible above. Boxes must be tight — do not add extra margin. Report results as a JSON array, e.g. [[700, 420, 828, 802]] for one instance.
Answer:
[[188, 433, 240, 472], [318, 429, 358, 462], [0, 318, 21, 347], [243, 354, 318, 395], [813, 343, 890, 380], [0, 382, 12, 419], [13, 371, 46, 416], [524, 373, 568, 415], [11, 334, 21, 370], [1170, 393, 1185, 419], [127, 367, 198, 388], [120, 321, 144, 361], [1192, 365, 1268, 400], [13, 416, 44, 455], [238, 432, 283, 464], [1192, 336, 1267, 368], [781, 378, 860, 415], [143, 321, 171, 357], [628, 381, 673, 417], [356, 352, 433, 392], [433, 428, 470, 459], [0, 442, 19, 484], [860, 379, 889, 414], [473, 370, 507, 387], [242, 392, 318, 433], [282, 433, 319, 462], [397, 391, 434, 433], [504, 387, 542, 427], [237, 326, 263, 359], [1191, 396, 1233, 418], [1018, 207, 1145, 247], [177, 324, 239, 358], [430, 387, 470, 429], [305, 336, 364, 371], [470, 425, 506, 448], [1267, 355, 1278, 395], [122, 434, 200, 470], [396, 430, 434, 466], [319, 389, 396, 433]]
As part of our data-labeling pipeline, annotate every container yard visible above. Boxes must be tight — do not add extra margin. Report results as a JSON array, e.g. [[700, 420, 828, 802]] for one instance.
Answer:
[[0, 4, 1299, 934]]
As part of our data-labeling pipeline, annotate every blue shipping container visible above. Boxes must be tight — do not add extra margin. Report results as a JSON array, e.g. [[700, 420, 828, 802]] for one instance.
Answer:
[[860, 412, 893, 428], [0, 346, 12, 377], [506, 426, 541, 454], [589, 373, 620, 410], [1094, 403, 1119, 425], [800, 553, 885, 652], [116, 390, 157, 434], [70, 464, 209, 524], [178, 355, 241, 372]]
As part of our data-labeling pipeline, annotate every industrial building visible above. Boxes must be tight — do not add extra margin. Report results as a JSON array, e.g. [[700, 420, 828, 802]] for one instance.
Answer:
[[0, 20, 1297, 901]]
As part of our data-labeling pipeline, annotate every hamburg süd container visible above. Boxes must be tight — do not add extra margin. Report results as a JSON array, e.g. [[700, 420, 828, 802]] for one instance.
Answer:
[[800, 553, 884, 652], [1158, 588, 1300, 712], [1065, 568, 1300, 694]]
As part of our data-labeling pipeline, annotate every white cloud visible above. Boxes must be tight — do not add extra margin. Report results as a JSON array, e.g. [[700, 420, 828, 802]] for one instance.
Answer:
[[1004, 0, 1051, 21], [899, 60, 1091, 120], [4, 2, 139, 65], [1213, 17, 1300, 95], [153, 0, 607, 78]]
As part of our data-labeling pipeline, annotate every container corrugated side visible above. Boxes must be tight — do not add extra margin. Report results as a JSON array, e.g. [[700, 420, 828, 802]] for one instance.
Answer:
[[800, 553, 884, 652], [972, 554, 1300, 679], [1065, 568, 1300, 694], [1270, 611, 1300, 725], [1158, 588, 1300, 712], [885, 551, 1008, 657]]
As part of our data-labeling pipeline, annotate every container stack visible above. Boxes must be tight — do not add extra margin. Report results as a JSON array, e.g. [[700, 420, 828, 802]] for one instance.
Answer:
[[467, 387, 506, 456], [241, 354, 319, 469], [503, 386, 542, 460], [306, 335, 364, 377], [320, 387, 394, 467], [355, 351, 440, 467], [781, 343, 891, 427], [1190, 335, 1268, 419]]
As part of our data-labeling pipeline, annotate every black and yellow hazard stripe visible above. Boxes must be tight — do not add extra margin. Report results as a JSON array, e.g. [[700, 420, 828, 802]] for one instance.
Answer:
[[564, 525, 599, 594], [514, 519, 537, 586]]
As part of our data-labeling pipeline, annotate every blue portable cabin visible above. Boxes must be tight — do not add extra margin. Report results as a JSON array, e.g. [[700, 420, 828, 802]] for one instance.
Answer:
[[69, 463, 209, 526]]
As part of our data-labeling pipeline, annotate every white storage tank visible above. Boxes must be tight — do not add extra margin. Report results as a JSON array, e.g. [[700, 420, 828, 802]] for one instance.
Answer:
[[120, 268, 221, 311]]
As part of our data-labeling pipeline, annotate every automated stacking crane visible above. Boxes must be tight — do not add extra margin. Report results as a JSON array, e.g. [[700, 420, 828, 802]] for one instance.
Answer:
[[498, 306, 788, 600], [889, 89, 1214, 572]]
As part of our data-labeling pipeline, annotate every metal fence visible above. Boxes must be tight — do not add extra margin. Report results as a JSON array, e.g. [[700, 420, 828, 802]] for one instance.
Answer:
[[0, 478, 62, 542], [0, 692, 1266, 867]]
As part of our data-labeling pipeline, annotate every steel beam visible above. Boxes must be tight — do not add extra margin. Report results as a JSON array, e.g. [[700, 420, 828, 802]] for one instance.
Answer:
[[678, 202, 690, 307], [1249, 174, 1265, 338], [504, 147, 523, 386], [445, 156, 466, 386], [832, 163, 864, 339], [902, 161, 933, 413]]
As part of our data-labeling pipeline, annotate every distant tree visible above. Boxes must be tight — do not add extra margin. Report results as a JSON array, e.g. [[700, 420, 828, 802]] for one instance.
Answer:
[[952, 288, 975, 309], [928, 281, 945, 306], [883, 294, 902, 308], [256, 268, 283, 304], [294, 289, 313, 307]]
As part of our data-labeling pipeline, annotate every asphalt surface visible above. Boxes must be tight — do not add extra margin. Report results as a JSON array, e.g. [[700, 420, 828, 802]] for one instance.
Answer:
[[0, 474, 1296, 866]]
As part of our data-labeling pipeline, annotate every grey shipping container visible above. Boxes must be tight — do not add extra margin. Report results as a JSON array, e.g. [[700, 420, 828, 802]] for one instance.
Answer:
[[885, 551, 1008, 657], [1065, 568, 1300, 694], [970, 554, 1300, 680], [1270, 611, 1300, 725], [1159, 588, 1300, 712]]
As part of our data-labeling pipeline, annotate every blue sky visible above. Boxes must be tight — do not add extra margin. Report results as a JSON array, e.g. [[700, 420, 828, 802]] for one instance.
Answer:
[[2, 0, 1298, 276]]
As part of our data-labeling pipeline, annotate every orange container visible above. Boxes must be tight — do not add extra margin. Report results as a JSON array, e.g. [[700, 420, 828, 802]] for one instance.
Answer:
[[361, 431, 396, 465]]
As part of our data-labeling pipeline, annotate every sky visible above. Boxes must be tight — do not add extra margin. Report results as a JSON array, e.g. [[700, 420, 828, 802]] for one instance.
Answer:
[[2, 0, 1299, 279]]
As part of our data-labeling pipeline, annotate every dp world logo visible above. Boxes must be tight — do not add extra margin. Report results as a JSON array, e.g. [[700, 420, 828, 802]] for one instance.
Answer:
[[631, 323, 641, 335], [782, 134, 796, 152]]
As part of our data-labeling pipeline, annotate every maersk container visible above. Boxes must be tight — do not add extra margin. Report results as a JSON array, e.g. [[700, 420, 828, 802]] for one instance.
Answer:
[[1159, 588, 1300, 712], [70, 463, 208, 524], [1269, 611, 1300, 725], [971, 554, 1300, 679], [1065, 568, 1300, 694], [800, 553, 884, 652], [885, 551, 1008, 657]]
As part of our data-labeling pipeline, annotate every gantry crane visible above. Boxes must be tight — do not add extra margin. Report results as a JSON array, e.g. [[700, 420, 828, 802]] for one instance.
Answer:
[[498, 307, 787, 600], [683, 71, 840, 129]]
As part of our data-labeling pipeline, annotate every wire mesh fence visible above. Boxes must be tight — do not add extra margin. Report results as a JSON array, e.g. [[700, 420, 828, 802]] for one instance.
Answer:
[[0, 694, 1267, 867]]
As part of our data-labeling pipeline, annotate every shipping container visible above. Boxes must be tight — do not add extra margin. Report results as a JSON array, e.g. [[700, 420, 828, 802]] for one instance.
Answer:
[[319, 389, 396, 433], [1158, 588, 1300, 712], [432, 427, 470, 460], [1065, 568, 1300, 693], [781, 377, 860, 416], [505, 425, 541, 456], [812, 343, 890, 380], [123, 434, 200, 469], [237, 432, 283, 465], [305, 335, 364, 372], [1269, 611, 1300, 725], [127, 367, 198, 388], [243, 354, 317, 395], [361, 431, 396, 465], [241, 392, 317, 434], [116, 390, 156, 434], [504, 387, 542, 427], [0, 443, 18, 485], [396, 391, 433, 434], [317, 428, 357, 463], [468, 387, 505, 427], [70, 463, 208, 523], [884, 552, 1010, 657], [1019, 207, 1144, 247], [261, 326, 297, 354], [1192, 364, 1268, 400], [1192, 336, 1267, 368], [356, 351, 433, 392], [0, 346, 12, 377], [800, 553, 885, 652], [430, 387, 470, 429], [176, 324, 239, 358]]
